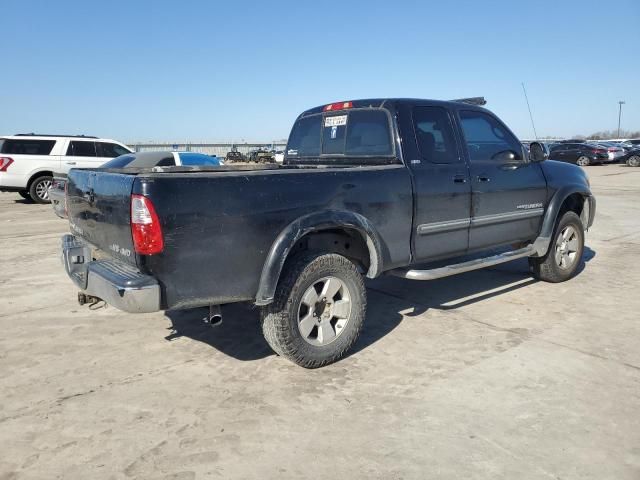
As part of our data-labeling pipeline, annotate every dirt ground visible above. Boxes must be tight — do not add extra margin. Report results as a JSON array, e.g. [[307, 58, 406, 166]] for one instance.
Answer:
[[1, 165, 639, 479]]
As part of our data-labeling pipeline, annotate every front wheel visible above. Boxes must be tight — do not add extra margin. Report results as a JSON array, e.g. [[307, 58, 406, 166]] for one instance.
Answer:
[[529, 211, 584, 283], [29, 175, 53, 204], [261, 252, 366, 368], [576, 156, 590, 167], [628, 155, 640, 167]]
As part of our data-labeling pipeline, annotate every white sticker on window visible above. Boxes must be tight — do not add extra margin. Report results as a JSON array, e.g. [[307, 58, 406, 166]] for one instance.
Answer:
[[324, 115, 347, 127], [331, 126, 337, 139]]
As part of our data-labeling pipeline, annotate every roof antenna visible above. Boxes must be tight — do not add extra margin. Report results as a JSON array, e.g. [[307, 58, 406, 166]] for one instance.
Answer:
[[521, 82, 538, 140]]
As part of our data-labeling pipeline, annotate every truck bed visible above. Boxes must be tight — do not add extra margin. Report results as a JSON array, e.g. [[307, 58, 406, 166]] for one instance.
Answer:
[[66, 163, 414, 309]]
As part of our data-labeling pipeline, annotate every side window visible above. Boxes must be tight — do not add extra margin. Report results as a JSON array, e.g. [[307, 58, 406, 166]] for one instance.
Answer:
[[97, 142, 131, 158], [412, 106, 460, 164], [286, 115, 321, 157], [459, 110, 523, 162], [1, 139, 56, 155], [67, 141, 97, 157], [344, 110, 392, 156]]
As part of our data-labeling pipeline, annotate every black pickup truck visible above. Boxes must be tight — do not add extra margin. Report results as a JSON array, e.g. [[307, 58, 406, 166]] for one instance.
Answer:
[[61, 98, 595, 368]]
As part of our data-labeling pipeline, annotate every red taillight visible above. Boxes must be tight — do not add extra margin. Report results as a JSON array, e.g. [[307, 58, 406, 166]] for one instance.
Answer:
[[594, 149, 606, 154], [0, 157, 13, 172], [323, 101, 353, 112], [131, 194, 164, 255], [607, 147, 617, 152]]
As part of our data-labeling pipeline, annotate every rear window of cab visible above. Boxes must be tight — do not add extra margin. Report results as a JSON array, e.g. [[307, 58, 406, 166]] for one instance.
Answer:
[[286, 109, 394, 160]]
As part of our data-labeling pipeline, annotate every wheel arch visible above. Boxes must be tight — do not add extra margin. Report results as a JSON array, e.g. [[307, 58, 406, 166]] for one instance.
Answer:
[[27, 170, 54, 189], [534, 186, 595, 256], [255, 210, 385, 305]]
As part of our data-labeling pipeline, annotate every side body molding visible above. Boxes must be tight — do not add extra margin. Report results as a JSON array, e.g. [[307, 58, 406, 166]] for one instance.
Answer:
[[255, 210, 385, 305], [532, 185, 595, 256]]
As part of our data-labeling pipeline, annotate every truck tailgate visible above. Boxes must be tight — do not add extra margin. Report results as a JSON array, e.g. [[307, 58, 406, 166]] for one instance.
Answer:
[[67, 169, 137, 266]]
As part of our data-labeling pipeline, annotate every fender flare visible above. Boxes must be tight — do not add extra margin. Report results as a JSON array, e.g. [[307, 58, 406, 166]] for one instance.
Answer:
[[255, 210, 385, 305], [533, 185, 595, 256]]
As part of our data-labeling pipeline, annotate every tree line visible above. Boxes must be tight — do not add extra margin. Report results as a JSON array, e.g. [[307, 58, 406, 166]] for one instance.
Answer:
[[580, 130, 640, 140]]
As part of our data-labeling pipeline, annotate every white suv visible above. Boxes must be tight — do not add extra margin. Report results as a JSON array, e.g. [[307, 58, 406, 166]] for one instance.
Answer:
[[0, 134, 132, 203]]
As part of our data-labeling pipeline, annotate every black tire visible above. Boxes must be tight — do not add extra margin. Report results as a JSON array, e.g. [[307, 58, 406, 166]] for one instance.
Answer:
[[261, 252, 366, 368], [28, 175, 53, 204], [18, 190, 31, 200], [628, 155, 640, 167], [529, 211, 584, 283]]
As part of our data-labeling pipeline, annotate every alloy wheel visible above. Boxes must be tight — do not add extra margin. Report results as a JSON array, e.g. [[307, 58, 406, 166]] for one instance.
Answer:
[[555, 225, 580, 270], [297, 276, 352, 346], [576, 156, 590, 167], [35, 179, 52, 201]]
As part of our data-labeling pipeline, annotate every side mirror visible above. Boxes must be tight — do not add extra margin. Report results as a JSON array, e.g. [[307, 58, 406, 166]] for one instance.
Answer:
[[491, 150, 519, 162], [529, 142, 548, 162]]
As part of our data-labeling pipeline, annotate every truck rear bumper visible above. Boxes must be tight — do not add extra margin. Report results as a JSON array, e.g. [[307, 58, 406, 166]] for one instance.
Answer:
[[61, 234, 161, 313]]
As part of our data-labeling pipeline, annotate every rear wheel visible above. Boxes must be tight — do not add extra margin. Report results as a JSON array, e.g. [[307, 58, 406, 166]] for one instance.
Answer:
[[261, 252, 366, 368], [28, 175, 53, 204], [529, 211, 584, 283], [576, 156, 590, 167], [628, 155, 640, 167]]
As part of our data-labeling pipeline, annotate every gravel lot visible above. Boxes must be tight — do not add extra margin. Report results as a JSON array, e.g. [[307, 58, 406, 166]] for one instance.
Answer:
[[1, 165, 639, 479]]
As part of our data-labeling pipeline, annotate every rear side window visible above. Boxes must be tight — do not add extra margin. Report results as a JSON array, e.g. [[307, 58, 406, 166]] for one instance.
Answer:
[[1, 139, 56, 155], [287, 109, 393, 159], [97, 142, 131, 158], [412, 107, 460, 164], [67, 141, 97, 157]]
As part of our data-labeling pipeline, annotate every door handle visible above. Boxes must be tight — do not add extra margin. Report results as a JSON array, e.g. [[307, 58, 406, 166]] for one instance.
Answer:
[[452, 175, 467, 184], [66, 161, 77, 165], [477, 175, 490, 182]]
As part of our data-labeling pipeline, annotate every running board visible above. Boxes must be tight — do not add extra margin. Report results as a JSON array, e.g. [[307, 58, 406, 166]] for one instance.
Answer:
[[388, 244, 536, 281]]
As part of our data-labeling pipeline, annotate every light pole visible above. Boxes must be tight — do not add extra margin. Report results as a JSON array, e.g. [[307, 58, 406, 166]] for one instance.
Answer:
[[617, 101, 626, 138]]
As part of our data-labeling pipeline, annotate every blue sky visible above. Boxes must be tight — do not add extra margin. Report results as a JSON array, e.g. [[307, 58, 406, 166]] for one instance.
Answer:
[[2, 0, 639, 142]]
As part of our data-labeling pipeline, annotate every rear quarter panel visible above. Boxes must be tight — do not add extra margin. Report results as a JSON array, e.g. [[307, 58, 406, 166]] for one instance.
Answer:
[[137, 165, 413, 309]]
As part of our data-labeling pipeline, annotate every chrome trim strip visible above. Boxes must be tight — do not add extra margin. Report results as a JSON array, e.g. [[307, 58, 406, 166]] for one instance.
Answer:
[[471, 208, 544, 227], [417, 218, 470, 235], [417, 208, 544, 235]]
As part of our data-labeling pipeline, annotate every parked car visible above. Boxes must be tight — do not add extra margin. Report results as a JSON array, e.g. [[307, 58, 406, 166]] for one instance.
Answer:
[[49, 151, 224, 218], [225, 151, 246, 162], [548, 142, 610, 166], [247, 148, 275, 163], [624, 138, 640, 146], [621, 146, 640, 167], [588, 141, 627, 162], [274, 150, 285, 163], [61, 98, 595, 368], [0, 134, 132, 203]]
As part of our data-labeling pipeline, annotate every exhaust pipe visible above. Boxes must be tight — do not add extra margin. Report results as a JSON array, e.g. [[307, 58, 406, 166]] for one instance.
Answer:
[[203, 304, 223, 327], [78, 292, 103, 306]]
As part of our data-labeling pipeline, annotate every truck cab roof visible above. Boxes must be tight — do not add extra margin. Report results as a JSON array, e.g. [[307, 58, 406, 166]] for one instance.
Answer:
[[299, 98, 489, 117]]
